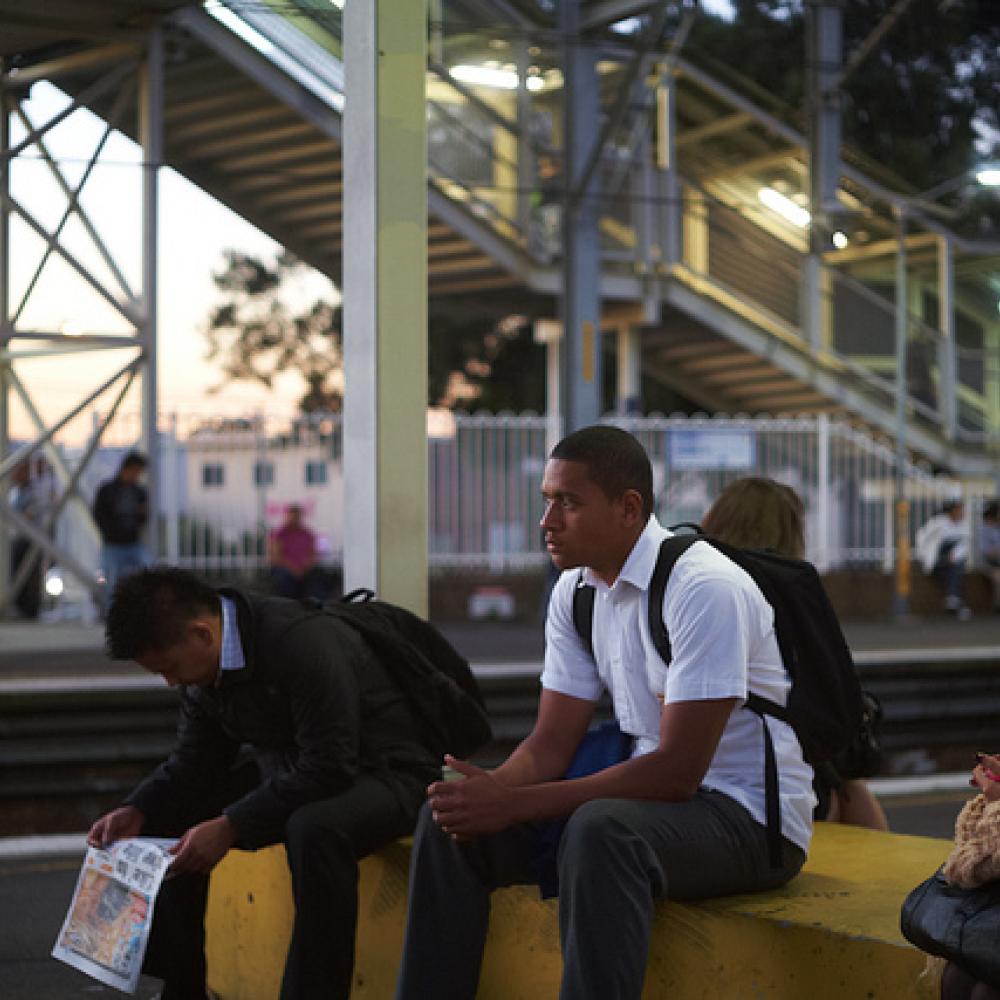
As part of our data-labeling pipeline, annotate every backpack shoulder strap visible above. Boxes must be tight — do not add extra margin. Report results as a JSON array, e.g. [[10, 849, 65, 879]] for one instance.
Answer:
[[647, 534, 703, 664], [571, 571, 596, 659]]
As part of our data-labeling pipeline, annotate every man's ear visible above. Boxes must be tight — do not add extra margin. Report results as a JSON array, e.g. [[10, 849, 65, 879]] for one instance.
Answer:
[[187, 617, 218, 649], [619, 489, 645, 527]]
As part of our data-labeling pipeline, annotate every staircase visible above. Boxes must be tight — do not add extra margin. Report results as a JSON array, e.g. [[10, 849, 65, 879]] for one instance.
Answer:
[[2, 0, 997, 473]]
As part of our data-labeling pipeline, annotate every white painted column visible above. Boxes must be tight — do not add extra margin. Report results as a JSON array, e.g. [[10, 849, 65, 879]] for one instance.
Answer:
[[616, 324, 641, 415], [163, 412, 180, 564], [815, 412, 831, 571], [0, 91, 10, 588], [140, 26, 163, 557], [535, 319, 563, 457], [937, 235, 957, 440], [343, 0, 428, 614]]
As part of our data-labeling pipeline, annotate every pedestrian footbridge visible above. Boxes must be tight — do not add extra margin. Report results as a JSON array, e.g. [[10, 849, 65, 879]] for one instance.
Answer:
[[2, 1, 998, 476]]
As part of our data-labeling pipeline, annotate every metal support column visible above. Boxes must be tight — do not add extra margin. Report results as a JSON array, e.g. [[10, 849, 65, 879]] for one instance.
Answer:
[[937, 235, 958, 441], [0, 44, 146, 609], [343, 0, 428, 614], [656, 67, 680, 267], [892, 208, 911, 619], [805, 0, 843, 353], [0, 89, 10, 590], [140, 26, 163, 558], [559, 0, 602, 431], [807, 0, 843, 223], [515, 40, 534, 241], [633, 72, 659, 321]]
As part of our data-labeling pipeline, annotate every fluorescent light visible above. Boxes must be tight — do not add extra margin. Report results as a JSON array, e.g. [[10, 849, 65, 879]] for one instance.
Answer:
[[976, 168, 1000, 187], [449, 65, 544, 91], [832, 231, 849, 249], [757, 187, 811, 228]]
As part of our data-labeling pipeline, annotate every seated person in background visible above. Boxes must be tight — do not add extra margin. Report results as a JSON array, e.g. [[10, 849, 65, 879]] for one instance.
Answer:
[[978, 500, 1000, 612], [269, 504, 324, 600], [915, 501, 971, 620], [88, 567, 439, 1000], [702, 476, 889, 832], [9, 459, 44, 620]]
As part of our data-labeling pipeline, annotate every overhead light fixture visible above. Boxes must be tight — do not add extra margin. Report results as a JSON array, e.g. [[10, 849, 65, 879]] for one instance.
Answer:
[[976, 168, 1000, 187], [757, 187, 811, 228], [449, 65, 544, 91], [832, 231, 849, 250]]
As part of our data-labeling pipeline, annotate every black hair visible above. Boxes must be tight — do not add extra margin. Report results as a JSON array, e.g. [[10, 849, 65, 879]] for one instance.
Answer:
[[105, 566, 219, 660], [120, 450, 147, 472], [551, 425, 654, 518], [984, 500, 1000, 521]]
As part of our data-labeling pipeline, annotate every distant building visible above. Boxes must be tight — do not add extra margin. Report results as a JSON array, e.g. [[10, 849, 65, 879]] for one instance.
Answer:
[[182, 417, 344, 565]]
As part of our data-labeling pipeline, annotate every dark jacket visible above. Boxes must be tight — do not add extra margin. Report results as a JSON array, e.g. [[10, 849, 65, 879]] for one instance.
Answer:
[[127, 589, 438, 848], [93, 477, 147, 545]]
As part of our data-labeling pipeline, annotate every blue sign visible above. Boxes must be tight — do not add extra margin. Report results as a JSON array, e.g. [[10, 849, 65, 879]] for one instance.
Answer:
[[668, 428, 755, 470]]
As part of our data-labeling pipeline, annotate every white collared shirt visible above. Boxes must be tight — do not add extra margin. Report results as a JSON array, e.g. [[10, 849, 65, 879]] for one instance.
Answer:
[[218, 595, 247, 674], [541, 516, 815, 852]]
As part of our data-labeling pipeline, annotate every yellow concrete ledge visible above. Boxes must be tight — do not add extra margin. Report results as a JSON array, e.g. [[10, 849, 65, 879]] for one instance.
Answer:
[[205, 823, 951, 999]]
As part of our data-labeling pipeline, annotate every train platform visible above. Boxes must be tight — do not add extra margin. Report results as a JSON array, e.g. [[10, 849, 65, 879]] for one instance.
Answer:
[[1, 610, 996, 999], [2, 609, 1000, 678]]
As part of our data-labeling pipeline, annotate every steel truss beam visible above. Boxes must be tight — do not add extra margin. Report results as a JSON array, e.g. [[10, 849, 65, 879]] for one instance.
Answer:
[[0, 36, 161, 615]]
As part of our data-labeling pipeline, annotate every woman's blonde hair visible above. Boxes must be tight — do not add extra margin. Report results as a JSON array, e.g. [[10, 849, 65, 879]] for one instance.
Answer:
[[701, 477, 806, 559]]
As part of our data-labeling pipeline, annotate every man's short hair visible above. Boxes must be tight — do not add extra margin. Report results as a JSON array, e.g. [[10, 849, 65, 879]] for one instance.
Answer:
[[105, 566, 219, 660], [120, 450, 147, 472], [551, 425, 654, 519]]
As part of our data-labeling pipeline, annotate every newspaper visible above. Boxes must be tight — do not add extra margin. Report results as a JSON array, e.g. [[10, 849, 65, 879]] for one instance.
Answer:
[[52, 837, 176, 994]]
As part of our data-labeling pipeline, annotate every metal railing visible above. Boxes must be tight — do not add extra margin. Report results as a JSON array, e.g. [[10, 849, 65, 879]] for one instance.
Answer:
[[37, 410, 990, 583]]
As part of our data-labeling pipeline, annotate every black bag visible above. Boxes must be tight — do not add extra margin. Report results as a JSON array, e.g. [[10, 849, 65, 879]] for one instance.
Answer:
[[310, 589, 493, 760], [532, 720, 634, 899], [901, 867, 1000, 988], [831, 689, 883, 780], [573, 533, 867, 864]]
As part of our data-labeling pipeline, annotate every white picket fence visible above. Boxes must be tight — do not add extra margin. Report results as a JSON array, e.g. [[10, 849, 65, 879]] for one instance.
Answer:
[[75, 410, 992, 577]]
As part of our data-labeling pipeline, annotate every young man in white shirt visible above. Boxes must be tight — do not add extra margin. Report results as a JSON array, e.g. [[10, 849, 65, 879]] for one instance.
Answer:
[[396, 425, 814, 1000]]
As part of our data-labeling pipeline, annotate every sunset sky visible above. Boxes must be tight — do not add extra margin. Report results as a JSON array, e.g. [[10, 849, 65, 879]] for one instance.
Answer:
[[8, 81, 337, 442]]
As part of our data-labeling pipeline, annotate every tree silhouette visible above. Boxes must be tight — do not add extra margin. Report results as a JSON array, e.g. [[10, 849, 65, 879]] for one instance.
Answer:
[[204, 250, 343, 413]]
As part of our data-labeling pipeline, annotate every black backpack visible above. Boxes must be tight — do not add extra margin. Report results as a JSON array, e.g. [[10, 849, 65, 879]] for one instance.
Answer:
[[308, 589, 493, 761], [573, 533, 867, 865]]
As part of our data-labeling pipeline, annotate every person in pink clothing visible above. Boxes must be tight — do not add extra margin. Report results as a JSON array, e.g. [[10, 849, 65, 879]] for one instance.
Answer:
[[268, 504, 324, 600]]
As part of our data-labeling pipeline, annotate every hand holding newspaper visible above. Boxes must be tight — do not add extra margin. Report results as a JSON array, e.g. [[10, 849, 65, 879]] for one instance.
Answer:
[[52, 837, 176, 994]]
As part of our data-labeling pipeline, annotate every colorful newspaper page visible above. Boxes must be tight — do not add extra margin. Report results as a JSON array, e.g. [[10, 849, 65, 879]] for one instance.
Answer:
[[52, 837, 175, 994]]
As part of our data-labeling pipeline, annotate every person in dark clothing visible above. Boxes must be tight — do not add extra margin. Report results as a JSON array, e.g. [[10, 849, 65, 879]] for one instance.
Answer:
[[93, 451, 150, 603], [9, 460, 43, 618], [87, 567, 438, 1000]]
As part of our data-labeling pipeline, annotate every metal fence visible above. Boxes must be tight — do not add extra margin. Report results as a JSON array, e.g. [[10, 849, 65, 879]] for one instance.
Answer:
[[89, 410, 994, 577]]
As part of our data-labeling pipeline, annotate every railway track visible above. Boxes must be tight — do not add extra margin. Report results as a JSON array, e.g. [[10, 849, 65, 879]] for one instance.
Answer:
[[3, 652, 1000, 836]]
